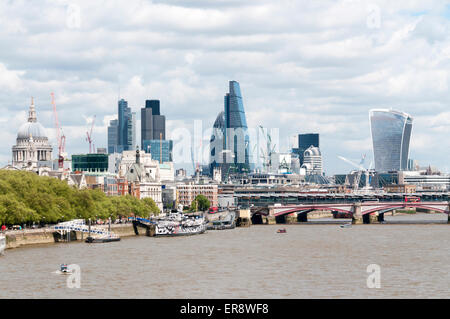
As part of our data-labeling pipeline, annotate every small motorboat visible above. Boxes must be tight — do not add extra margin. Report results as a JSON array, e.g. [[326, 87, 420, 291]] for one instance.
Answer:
[[277, 228, 287, 233], [59, 264, 71, 274], [339, 223, 352, 229]]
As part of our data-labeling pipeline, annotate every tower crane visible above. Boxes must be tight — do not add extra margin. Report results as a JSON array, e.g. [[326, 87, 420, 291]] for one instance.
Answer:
[[51, 93, 66, 169], [338, 155, 373, 191], [86, 115, 96, 153]]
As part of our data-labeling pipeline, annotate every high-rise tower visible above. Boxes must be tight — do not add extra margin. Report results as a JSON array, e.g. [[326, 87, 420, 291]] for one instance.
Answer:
[[370, 109, 413, 172], [141, 99, 172, 162], [210, 81, 251, 177]]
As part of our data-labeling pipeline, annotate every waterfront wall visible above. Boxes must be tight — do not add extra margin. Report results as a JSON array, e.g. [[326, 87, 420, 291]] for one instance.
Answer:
[[5, 224, 136, 250]]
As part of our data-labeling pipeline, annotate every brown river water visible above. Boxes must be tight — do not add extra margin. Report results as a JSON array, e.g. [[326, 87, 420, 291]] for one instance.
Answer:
[[1, 213, 449, 299]]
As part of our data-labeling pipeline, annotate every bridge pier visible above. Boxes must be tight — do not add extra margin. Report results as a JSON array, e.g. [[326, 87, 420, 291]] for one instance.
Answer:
[[377, 213, 385, 223], [352, 203, 363, 224], [265, 216, 276, 225]]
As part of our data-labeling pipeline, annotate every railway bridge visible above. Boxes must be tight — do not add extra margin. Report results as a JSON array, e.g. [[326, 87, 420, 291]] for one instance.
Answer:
[[251, 202, 450, 224]]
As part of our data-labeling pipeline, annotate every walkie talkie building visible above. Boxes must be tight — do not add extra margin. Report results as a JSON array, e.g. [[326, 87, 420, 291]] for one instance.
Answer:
[[369, 109, 413, 172]]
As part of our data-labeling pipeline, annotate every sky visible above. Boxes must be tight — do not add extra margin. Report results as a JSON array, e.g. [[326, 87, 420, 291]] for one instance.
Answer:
[[1, 0, 450, 175]]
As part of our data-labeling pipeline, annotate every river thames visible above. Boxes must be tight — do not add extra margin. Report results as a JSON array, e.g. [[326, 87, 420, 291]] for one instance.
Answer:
[[1, 214, 449, 299]]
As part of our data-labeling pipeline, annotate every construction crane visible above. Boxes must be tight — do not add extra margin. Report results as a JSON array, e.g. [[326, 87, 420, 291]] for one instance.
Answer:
[[51, 93, 66, 169], [259, 125, 276, 173], [86, 115, 96, 153], [338, 155, 373, 191]]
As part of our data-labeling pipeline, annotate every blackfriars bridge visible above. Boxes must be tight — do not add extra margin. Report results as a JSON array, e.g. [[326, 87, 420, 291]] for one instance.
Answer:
[[250, 201, 450, 224]]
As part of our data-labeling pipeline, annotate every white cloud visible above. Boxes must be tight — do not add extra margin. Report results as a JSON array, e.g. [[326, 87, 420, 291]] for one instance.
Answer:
[[1, 1, 450, 173]]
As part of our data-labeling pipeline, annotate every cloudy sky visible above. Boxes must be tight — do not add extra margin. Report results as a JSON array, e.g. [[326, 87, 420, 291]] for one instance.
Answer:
[[1, 0, 450, 174]]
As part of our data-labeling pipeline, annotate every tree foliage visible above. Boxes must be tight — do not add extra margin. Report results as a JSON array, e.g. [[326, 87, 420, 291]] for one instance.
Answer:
[[0, 170, 160, 225], [190, 194, 211, 212]]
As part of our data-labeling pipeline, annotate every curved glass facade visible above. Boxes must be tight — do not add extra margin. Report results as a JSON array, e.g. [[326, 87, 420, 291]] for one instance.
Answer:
[[224, 81, 251, 173], [370, 109, 413, 172]]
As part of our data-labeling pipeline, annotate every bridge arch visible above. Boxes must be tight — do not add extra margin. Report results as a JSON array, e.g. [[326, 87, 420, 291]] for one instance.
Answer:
[[273, 206, 353, 217], [361, 204, 450, 216]]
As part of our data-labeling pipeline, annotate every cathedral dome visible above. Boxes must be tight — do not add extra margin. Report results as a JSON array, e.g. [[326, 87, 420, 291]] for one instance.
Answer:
[[16, 98, 48, 140], [17, 121, 47, 139]]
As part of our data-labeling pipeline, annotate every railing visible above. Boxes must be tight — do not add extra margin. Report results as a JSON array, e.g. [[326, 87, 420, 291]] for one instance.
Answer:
[[52, 220, 118, 238]]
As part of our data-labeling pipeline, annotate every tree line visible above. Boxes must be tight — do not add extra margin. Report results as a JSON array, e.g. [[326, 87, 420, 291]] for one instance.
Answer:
[[0, 170, 160, 226]]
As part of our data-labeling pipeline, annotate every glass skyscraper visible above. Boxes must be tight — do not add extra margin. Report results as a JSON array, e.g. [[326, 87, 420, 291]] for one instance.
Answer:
[[370, 109, 413, 172], [140, 99, 172, 163], [107, 119, 118, 153], [293, 133, 320, 165], [142, 139, 173, 163], [210, 81, 251, 177], [107, 99, 135, 153], [141, 100, 166, 148]]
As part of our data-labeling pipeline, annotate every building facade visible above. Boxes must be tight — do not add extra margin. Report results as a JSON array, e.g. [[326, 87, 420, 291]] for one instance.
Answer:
[[72, 154, 109, 172], [142, 140, 173, 163], [176, 183, 218, 208], [370, 109, 413, 172], [301, 146, 323, 175]]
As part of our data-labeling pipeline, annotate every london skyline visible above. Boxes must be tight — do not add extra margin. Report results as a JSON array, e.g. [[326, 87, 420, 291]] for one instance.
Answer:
[[1, 1, 450, 174]]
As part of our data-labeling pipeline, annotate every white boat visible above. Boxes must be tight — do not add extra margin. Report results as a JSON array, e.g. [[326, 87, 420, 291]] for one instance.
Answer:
[[0, 234, 6, 255], [339, 223, 352, 229]]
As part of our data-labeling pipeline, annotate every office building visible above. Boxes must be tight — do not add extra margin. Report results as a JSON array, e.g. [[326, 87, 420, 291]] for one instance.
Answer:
[[107, 119, 118, 153], [72, 153, 109, 172], [209, 81, 251, 179], [108, 99, 135, 153], [301, 146, 323, 175], [293, 133, 319, 165], [142, 140, 173, 163], [141, 100, 166, 146], [141, 99, 173, 163], [370, 109, 413, 172]]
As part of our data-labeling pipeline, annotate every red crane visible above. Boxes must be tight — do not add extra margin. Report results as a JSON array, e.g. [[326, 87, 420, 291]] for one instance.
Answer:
[[86, 115, 96, 153], [51, 93, 66, 169]]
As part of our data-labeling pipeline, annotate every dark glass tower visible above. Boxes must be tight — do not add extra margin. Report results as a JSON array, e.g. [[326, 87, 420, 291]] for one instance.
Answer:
[[209, 81, 251, 177], [108, 99, 135, 153], [141, 99, 171, 162], [225, 81, 251, 173], [294, 133, 319, 165], [107, 119, 118, 153]]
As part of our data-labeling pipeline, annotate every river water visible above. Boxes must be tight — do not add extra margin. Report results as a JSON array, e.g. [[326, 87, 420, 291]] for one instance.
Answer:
[[1, 214, 449, 299]]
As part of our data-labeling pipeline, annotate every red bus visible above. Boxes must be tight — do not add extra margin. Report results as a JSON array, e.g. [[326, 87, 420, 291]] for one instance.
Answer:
[[208, 207, 219, 214], [404, 196, 420, 203]]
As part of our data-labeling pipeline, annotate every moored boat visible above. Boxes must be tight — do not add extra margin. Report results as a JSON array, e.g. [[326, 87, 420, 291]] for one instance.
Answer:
[[154, 212, 207, 237]]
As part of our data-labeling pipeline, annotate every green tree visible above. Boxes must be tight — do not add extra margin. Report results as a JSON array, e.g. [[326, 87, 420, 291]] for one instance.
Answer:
[[190, 195, 210, 212]]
